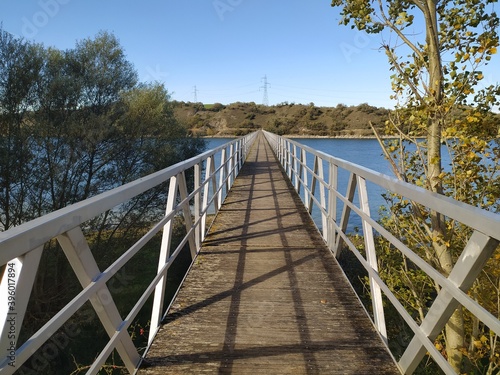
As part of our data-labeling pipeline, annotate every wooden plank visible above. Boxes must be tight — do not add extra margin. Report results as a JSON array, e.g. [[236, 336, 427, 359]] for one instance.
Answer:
[[138, 134, 400, 375]]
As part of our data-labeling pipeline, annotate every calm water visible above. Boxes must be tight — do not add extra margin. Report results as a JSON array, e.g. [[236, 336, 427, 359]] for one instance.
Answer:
[[290, 138, 393, 230], [206, 137, 393, 231], [296, 138, 391, 174]]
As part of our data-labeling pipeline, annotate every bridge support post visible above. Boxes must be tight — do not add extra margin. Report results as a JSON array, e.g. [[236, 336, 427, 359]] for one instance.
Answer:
[[300, 149, 307, 205], [194, 163, 202, 251], [286, 142, 293, 180], [326, 163, 338, 252], [202, 156, 218, 239], [309, 155, 327, 238], [293, 144, 299, 191], [333, 173, 357, 258], [357, 175, 387, 343], [218, 148, 227, 210], [228, 143, 234, 188], [178, 171, 198, 260], [149, 176, 178, 345]]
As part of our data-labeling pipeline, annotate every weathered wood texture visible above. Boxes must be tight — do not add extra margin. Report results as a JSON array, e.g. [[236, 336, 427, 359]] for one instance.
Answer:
[[138, 134, 400, 374]]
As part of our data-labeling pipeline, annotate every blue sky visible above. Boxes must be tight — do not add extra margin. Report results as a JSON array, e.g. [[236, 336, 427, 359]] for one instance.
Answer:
[[1, 1, 497, 109]]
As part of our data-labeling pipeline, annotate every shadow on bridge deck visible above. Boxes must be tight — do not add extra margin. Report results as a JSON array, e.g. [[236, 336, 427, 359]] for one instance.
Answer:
[[138, 134, 400, 374]]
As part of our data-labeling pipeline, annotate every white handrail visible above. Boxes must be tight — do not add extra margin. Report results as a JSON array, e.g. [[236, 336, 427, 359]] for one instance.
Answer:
[[0, 131, 258, 374], [262, 130, 500, 375]]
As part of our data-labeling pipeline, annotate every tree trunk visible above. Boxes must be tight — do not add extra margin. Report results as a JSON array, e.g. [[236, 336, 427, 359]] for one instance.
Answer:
[[425, 0, 464, 371]]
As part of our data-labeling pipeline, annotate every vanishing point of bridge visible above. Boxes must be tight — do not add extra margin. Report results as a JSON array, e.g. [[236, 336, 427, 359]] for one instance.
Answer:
[[1, 130, 499, 375]]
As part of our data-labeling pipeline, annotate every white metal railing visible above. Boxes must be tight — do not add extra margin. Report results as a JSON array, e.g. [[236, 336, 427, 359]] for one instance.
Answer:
[[263, 130, 500, 375], [0, 131, 258, 374]]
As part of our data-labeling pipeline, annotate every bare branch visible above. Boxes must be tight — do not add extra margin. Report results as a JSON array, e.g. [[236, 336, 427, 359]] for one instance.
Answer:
[[376, 0, 425, 61]]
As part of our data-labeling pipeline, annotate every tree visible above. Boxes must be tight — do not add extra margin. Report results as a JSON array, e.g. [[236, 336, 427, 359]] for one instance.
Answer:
[[0, 28, 44, 229], [118, 82, 205, 175], [70, 31, 138, 198], [330, 0, 500, 372], [34, 47, 83, 213], [31, 31, 139, 214]]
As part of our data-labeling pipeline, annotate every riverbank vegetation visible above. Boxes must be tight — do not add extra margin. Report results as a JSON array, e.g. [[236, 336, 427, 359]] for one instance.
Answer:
[[176, 100, 391, 137]]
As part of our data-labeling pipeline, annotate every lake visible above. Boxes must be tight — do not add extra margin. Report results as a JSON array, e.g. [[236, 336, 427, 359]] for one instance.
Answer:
[[206, 137, 393, 231]]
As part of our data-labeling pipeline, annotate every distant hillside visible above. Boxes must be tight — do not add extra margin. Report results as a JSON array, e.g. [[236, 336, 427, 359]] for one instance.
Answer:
[[174, 101, 391, 137]]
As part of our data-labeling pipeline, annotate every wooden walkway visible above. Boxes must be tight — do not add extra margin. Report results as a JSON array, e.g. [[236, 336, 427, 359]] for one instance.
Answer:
[[138, 134, 400, 374]]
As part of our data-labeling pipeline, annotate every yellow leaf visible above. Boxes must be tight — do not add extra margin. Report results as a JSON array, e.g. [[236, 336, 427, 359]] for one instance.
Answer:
[[490, 47, 498, 54], [480, 335, 488, 343]]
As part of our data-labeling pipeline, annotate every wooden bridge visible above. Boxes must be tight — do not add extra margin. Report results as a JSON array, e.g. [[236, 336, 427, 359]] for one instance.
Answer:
[[138, 134, 399, 374], [2, 130, 500, 375]]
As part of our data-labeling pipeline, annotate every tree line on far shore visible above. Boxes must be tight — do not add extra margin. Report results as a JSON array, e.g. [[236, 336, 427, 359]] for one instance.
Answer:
[[174, 100, 499, 138]]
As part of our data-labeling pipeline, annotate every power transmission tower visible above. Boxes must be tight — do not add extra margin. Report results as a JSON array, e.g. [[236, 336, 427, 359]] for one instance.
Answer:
[[260, 75, 270, 106], [193, 85, 198, 103]]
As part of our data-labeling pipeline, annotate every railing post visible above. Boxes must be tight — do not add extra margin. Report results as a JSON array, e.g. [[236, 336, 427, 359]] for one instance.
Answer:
[[202, 155, 218, 241], [282, 138, 285, 164], [236, 139, 242, 175], [309, 156, 327, 236], [287, 141, 293, 179], [218, 147, 227, 210], [300, 149, 307, 206], [281, 138, 286, 172], [149, 175, 178, 345], [327, 162, 338, 252], [178, 171, 198, 260], [228, 143, 235, 188], [306, 154, 316, 214], [357, 175, 387, 343], [334, 173, 357, 258], [194, 162, 202, 251], [293, 144, 299, 191], [278, 137, 284, 164]]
